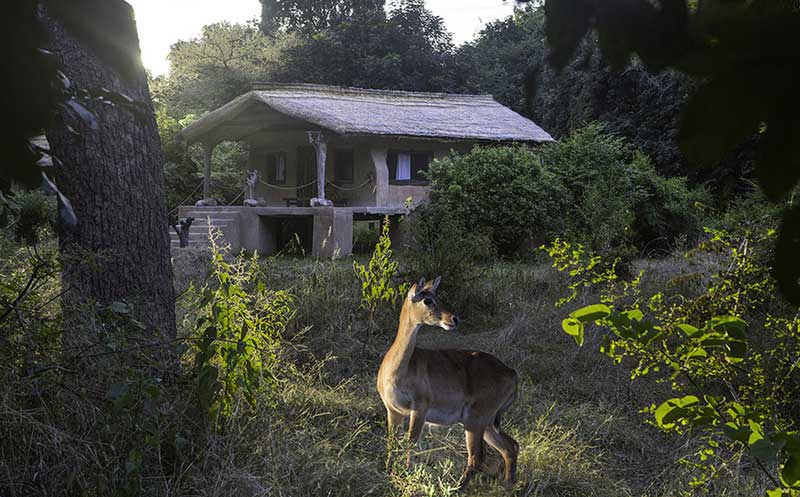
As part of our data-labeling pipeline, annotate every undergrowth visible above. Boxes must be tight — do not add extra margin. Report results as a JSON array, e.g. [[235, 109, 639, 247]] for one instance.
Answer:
[[1, 230, 767, 497]]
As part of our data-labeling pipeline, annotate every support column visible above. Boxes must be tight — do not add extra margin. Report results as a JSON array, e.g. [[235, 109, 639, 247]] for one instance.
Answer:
[[200, 141, 216, 205], [312, 207, 353, 258], [308, 131, 327, 201], [370, 147, 389, 207]]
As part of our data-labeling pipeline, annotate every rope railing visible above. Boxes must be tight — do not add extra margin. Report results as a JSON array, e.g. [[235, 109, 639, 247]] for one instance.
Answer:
[[168, 178, 205, 215], [258, 178, 317, 190], [256, 177, 373, 192], [326, 177, 372, 191]]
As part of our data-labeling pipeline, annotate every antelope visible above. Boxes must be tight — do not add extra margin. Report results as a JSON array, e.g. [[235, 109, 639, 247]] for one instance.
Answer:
[[376, 276, 519, 490]]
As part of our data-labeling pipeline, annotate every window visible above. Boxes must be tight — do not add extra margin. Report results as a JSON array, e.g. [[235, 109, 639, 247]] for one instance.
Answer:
[[334, 148, 354, 183], [266, 151, 286, 184], [387, 150, 432, 184]]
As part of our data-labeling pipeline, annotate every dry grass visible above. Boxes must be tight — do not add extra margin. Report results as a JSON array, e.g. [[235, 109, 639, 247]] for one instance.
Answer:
[[0, 250, 765, 497], [167, 252, 764, 497]]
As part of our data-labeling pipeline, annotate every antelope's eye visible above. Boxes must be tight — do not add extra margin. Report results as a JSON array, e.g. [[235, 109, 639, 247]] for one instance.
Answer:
[[423, 297, 433, 306]]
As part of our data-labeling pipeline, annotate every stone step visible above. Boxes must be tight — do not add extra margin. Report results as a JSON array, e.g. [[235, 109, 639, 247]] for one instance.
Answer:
[[182, 218, 238, 224], [170, 233, 217, 240], [186, 222, 233, 228], [183, 210, 240, 216]]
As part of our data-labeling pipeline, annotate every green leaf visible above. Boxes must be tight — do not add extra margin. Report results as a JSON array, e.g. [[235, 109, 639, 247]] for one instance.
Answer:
[[571, 304, 611, 322], [758, 107, 800, 201], [781, 454, 800, 489], [710, 316, 747, 338], [622, 308, 644, 322], [655, 396, 699, 429], [722, 422, 750, 444], [562, 317, 585, 346], [686, 347, 708, 359], [679, 77, 762, 166], [775, 205, 800, 304], [750, 437, 781, 463]]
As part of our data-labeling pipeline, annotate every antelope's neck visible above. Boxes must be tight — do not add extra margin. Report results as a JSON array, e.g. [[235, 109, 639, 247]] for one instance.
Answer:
[[382, 303, 421, 381]]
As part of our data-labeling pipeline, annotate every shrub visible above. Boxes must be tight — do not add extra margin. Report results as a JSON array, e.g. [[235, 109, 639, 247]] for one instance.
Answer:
[[425, 145, 567, 255], [189, 232, 293, 428], [353, 218, 409, 345], [548, 227, 800, 495], [540, 123, 706, 254], [399, 203, 494, 287], [421, 126, 704, 260]]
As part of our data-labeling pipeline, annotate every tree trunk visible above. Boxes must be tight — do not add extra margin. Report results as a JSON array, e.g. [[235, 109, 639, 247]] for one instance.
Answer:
[[42, 2, 177, 345]]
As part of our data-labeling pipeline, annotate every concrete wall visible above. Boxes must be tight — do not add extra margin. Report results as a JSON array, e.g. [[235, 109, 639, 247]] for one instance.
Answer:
[[181, 137, 484, 259], [248, 132, 376, 207], [247, 132, 478, 209]]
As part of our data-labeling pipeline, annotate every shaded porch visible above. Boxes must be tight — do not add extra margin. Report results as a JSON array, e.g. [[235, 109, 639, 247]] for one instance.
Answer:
[[173, 205, 407, 258]]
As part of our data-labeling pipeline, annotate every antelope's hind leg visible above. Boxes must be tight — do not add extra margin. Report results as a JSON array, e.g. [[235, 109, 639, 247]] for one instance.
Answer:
[[458, 428, 485, 491], [483, 425, 519, 486]]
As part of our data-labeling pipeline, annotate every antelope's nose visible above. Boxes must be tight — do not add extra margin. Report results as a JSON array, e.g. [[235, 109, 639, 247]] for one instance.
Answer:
[[452, 316, 460, 327]]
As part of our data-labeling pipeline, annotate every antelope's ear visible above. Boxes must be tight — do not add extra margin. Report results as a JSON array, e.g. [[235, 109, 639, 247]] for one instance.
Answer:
[[430, 275, 441, 293], [411, 277, 426, 301]]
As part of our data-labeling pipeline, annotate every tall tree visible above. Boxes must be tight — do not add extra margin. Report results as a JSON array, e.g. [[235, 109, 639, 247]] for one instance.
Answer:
[[260, 0, 385, 35], [273, 0, 458, 92], [155, 21, 293, 117], [541, 0, 800, 301], [455, 6, 698, 179], [42, 0, 176, 343]]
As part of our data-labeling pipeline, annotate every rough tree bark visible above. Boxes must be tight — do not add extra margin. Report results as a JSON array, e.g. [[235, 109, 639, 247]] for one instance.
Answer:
[[42, 1, 177, 344]]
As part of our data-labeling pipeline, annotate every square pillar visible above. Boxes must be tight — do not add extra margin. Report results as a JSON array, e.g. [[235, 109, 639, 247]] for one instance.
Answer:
[[312, 208, 353, 258]]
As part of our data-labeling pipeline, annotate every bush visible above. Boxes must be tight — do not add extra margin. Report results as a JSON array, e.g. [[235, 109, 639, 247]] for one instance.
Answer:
[[187, 232, 293, 428], [421, 126, 705, 260], [399, 203, 495, 287], [425, 145, 567, 255], [540, 123, 706, 254]]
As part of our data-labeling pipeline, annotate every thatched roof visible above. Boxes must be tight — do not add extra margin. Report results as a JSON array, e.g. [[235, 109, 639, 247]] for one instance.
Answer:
[[180, 83, 553, 144]]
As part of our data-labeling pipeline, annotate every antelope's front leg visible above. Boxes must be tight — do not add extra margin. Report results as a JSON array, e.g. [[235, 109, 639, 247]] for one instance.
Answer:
[[406, 408, 427, 469], [386, 408, 404, 471]]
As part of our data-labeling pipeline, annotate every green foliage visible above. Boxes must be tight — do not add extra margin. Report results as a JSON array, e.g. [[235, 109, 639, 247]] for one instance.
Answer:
[[0, 189, 56, 245], [425, 145, 565, 255], [272, 0, 460, 92], [152, 21, 291, 116], [260, 0, 385, 35], [354, 217, 408, 319], [542, 0, 800, 302], [191, 233, 293, 428], [455, 5, 696, 180], [540, 237, 623, 308], [547, 229, 800, 494], [540, 124, 707, 254], [399, 203, 494, 290], [423, 129, 703, 258]]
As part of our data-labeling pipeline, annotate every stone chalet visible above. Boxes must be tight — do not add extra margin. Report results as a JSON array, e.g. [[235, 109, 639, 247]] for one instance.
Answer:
[[173, 82, 553, 257]]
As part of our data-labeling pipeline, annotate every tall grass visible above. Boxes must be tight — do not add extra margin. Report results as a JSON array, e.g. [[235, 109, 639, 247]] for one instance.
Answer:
[[0, 244, 763, 496]]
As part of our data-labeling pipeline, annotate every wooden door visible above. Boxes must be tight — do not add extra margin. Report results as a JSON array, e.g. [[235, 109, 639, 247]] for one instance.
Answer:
[[296, 145, 316, 204]]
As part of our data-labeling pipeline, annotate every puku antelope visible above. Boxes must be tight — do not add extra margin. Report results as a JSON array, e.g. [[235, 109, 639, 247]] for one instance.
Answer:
[[376, 276, 519, 490]]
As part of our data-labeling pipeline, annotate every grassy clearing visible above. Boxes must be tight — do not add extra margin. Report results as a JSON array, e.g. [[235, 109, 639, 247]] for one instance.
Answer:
[[166, 249, 764, 497]]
